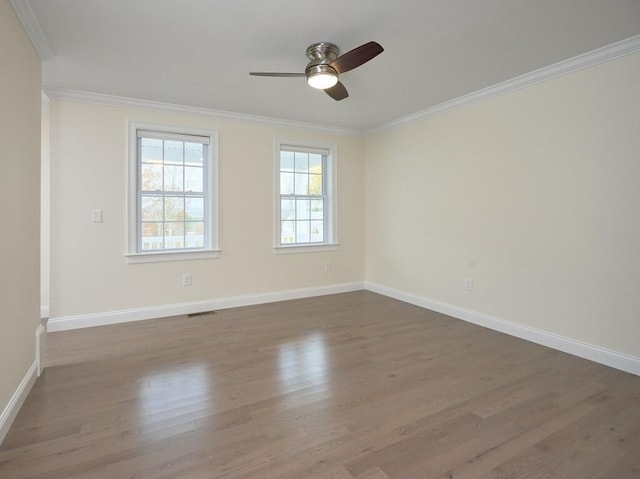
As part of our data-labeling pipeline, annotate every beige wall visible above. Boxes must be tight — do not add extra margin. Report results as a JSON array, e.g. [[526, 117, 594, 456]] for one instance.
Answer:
[[0, 0, 42, 434], [365, 52, 640, 357], [49, 101, 365, 318]]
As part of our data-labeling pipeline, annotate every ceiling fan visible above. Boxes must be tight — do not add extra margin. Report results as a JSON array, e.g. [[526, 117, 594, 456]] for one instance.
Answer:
[[249, 41, 384, 101]]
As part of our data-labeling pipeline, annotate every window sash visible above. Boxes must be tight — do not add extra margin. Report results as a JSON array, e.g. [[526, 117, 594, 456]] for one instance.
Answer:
[[280, 144, 328, 155], [136, 129, 210, 144]]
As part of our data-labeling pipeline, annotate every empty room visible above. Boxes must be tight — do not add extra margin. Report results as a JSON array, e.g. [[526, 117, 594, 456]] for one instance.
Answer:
[[1, 0, 640, 477]]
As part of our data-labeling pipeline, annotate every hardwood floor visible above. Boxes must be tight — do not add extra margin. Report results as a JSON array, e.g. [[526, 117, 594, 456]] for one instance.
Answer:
[[1, 291, 639, 478]]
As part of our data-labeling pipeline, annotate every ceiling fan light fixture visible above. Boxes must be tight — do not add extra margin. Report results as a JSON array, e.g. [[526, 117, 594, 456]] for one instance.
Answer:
[[250, 41, 383, 101], [306, 65, 338, 90]]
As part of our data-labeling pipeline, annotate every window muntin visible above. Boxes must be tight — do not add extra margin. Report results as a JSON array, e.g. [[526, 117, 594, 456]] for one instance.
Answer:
[[128, 123, 218, 260], [277, 144, 334, 247]]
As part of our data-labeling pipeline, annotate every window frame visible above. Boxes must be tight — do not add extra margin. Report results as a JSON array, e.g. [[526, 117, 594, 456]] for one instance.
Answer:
[[274, 139, 338, 254], [126, 121, 219, 263]]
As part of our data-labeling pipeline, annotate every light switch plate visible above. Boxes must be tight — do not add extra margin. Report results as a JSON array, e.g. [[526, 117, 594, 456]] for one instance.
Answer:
[[92, 209, 103, 223]]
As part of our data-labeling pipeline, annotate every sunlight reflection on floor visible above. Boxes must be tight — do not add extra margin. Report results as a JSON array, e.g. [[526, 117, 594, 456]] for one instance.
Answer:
[[278, 333, 330, 390]]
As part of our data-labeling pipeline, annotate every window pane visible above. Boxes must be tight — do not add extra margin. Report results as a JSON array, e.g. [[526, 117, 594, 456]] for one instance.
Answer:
[[280, 172, 294, 195], [141, 138, 163, 163], [281, 151, 294, 172], [309, 154, 322, 174], [185, 166, 203, 192], [141, 164, 162, 191], [310, 220, 324, 242], [294, 173, 308, 195], [281, 199, 295, 220], [186, 222, 204, 248], [164, 197, 185, 222], [164, 140, 183, 165], [310, 199, 323, 219], [141, 222, 163, 250], [164, 165, 184, 191], [309, 174, 323, 195], [141, 196, 163, 221], [281, 220, 295, 244], [164, 222, 184, 249], [294, 152, 309, 172], [185, 142, 203, 166], [185, 197, 204, 221], [296, 199, 310, 219], [296, 221, 310, 243]]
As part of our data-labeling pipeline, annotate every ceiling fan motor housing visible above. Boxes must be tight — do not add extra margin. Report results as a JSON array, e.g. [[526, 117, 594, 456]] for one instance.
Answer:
[[305, 42, 339, 71], [306, 42, 340, 64], [305, 42, 340, 86]]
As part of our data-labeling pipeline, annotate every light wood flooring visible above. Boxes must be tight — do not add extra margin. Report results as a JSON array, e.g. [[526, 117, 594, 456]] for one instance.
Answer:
[[1, 291, 639, 478]]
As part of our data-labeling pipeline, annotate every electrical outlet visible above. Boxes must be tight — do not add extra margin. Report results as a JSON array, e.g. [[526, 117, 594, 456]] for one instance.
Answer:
[[324, 262, 331, 273], [465, 278, 473, 292], [182, 273, 192, 287]]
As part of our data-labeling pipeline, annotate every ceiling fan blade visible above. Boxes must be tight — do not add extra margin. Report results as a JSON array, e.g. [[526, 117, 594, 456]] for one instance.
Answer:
[[249, 72, 305, 77], [325, 81, 349, 101], [329, 41, 383, 74]]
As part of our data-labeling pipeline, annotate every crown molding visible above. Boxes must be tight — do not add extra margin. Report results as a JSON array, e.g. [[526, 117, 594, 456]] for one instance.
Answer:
[[10, 0, 54, 61], [366, 34, 640, 135], [41, 34, 640, 136], [42, 87, 362, 136]]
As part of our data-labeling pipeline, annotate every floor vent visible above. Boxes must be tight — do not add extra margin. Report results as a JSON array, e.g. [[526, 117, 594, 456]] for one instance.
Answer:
[[187, 310, 217, 317]]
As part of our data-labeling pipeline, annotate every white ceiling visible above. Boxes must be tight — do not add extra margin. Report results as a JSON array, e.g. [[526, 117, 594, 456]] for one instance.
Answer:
[[16, 0, 640, 131]]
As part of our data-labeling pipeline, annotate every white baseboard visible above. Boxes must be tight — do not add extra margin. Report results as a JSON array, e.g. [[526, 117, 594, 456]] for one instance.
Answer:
[[40, 305, 49, 319], [0, 360, 38, 445], [36, 325, 45, 376], [0, 325, 43, 444], [44, 280, 640, 375], [0, 325, 43, 445], [47, 281, 365, 332], [366, 281, 640, 377]]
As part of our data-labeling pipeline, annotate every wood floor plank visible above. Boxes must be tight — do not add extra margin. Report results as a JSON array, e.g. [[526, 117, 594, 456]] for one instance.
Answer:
[[1, 291, 639, 478]]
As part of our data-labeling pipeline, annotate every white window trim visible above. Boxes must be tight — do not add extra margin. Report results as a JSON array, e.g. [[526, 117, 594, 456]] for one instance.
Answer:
[[273, 138, 338, 254], [126, 121, 219, 263], [274, 244, 339, 255]]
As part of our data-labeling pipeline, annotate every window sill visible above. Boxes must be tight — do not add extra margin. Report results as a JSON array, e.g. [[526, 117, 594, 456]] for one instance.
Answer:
[[126, 249, 220, 264], [274, 243, 339, 255]]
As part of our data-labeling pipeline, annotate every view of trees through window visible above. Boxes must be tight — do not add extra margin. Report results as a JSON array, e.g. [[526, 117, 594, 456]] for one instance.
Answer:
[[139, 136, 206, 251], [279, 148, 326, 244]]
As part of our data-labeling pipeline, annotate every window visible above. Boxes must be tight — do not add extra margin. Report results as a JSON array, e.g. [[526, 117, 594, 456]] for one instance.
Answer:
[[275, 142, 336, 252], [127, 122, 218, 262]]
